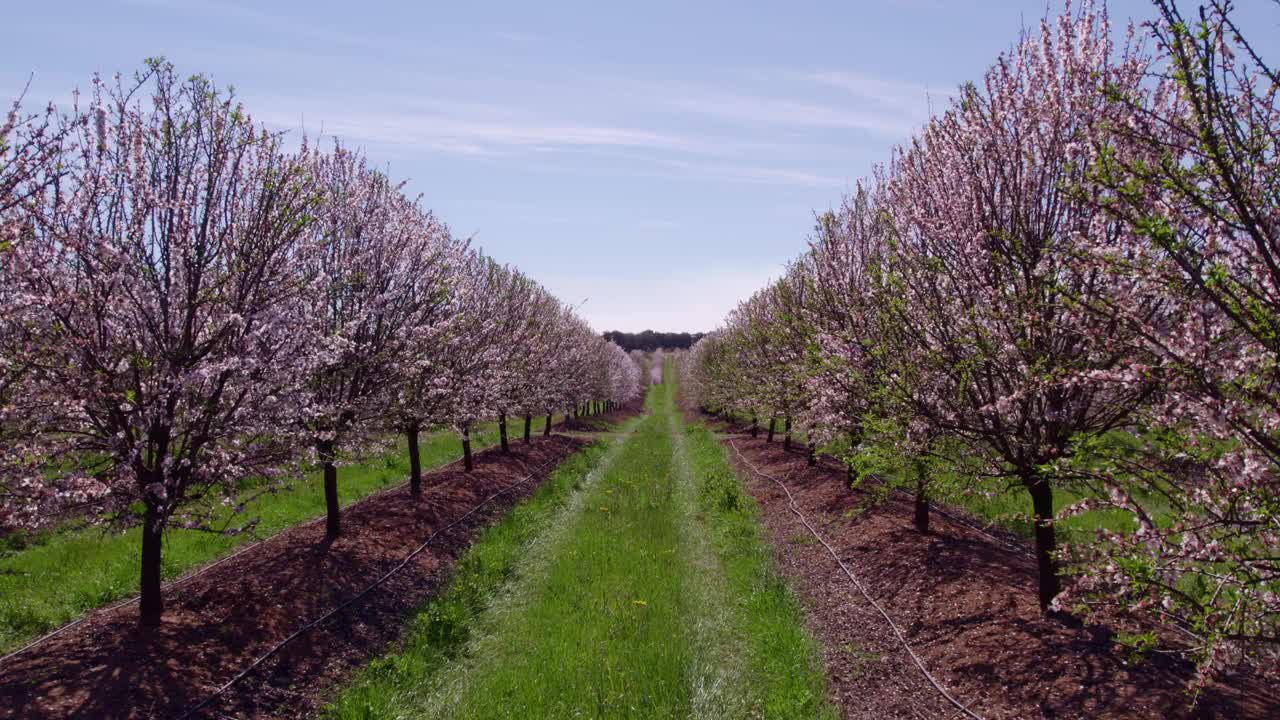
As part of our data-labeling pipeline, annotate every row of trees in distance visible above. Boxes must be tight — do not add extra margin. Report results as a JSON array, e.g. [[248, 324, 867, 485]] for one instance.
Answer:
[[603, 330, 704, 352], [0, 60, 642, 625]]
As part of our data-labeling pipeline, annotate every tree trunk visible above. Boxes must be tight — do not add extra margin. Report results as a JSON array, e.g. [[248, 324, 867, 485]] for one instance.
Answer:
[[524, 414, 532, 443], [807, 441, 817, 466], [1025, 471, 1061, 611], [784, 417, 793, 451], [139, 498, 164, 626], [913, 460, 930, 534], [499, 413, 510, 454], [847, 430, 858, 485], [544, 412, 553, 436], [767, 417, 776, 443], [407, 421, 423, 496], [319, 439, 340, 538], [462, 424, 474, 472], [751, 414, 759, 438]]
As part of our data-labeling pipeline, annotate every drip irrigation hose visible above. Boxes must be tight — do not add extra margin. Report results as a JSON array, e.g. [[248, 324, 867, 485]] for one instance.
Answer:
[[727, 438, 986, 720], [173, 449, 567, 720], [720, 431, 1027, 556]]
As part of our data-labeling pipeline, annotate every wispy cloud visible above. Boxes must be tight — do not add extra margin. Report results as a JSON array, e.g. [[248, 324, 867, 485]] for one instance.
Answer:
[[806, 69, 953, 116], [238, 61, 919, 191], [119, 0, 438, 57], [652, 156, 845, 188], [663, 89, 917, 136], [250, 103, 697, 157], [491, 30, 545, 45]]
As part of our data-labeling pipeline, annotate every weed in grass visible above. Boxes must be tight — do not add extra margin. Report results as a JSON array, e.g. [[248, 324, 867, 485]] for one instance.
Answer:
[[787, 533, 820, 547], [837, 644, 883, 677]]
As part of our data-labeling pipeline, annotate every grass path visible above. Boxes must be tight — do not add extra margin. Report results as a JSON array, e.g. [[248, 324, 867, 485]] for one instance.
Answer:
[[0, 418, 550, 655], [328, 368, 834, 719]]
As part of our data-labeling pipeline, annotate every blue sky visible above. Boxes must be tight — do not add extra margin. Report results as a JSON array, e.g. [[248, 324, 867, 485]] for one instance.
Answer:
[[7, 1, 1279, 332]]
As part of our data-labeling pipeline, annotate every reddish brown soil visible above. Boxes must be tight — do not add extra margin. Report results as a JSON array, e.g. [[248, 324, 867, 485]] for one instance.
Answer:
[[0, 435, 585, 720], [707, 417, 1278, 720], [552, 401, 644, 433]]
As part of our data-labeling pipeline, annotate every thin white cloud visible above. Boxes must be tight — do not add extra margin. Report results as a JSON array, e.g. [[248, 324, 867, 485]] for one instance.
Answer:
[[663, 89, 919, 136], [655, 157, 846, 188], [491, 30, 545, 45], [806, 69, 953, 116], [250, 104, 696, 156], [478, 151, 848, 189], [234, 61, 919, 192]]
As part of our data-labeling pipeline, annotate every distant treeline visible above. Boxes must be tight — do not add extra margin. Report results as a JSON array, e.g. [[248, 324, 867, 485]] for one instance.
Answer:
[[602, 330, 705, 352]]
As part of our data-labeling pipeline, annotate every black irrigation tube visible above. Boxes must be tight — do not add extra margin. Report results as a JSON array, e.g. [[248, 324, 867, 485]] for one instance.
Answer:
[[173, 448, 569, 720], [0, 442, 491, 669], [727, 438, 986, 720]]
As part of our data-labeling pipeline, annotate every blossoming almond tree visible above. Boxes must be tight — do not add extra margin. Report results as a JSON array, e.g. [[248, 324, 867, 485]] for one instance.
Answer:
[[8, 62, 318, 624], [433, 253, 517, 471], [801, 199, 898, 475], [297, 141, 454, 537], [387, 225, 469, 496], [1070, 0, 1280, 677], [883, 2, 1155, 610], [487, 270, 542, 454], [508, 289, 570, 443], [545, 312, 601, 431], [803, 187, 941, 529], [0, 89, 71, 525], [726, 284, 809, 448], [603, 341, 642, 407]]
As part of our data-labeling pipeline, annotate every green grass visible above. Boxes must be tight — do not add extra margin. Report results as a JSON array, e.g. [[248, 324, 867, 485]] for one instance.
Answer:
[[676, 411, 837, 719], [328, 369, 833, 719], [327, 439, 614, 719], [0, 417, 554, 655], [934, 482, 1139, 540]]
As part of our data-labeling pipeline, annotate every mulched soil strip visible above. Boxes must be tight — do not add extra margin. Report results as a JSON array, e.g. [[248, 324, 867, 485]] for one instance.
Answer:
[[0, 435, 586, 720], [551, 400, 644, 434], [703, 415, 1279, 720]]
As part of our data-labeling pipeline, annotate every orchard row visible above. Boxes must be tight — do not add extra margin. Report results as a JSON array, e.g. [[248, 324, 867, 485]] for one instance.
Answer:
[[0, 60, 642, 625], [684, 0, 1277, 686]]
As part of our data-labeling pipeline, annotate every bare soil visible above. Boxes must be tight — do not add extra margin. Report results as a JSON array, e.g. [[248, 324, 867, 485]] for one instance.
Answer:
[[703, 413, 1277, 720], [0, 435, 585, 720]]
